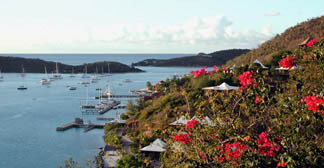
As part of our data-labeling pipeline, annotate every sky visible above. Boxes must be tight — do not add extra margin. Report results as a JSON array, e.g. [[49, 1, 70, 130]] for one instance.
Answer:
[[0, 0, 323, 53]]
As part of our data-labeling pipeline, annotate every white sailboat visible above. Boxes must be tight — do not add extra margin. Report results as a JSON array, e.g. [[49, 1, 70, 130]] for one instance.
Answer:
[[21, 67, 26, 77], [17, 68, 27, 90], [81, 85, 95, 109], [100, 66, 105, 77], [105, 63, 112, 76], [91, 67, 100, 83], [40, 66, 51, 85], [53, 62, 63, 79], [0, 70, 3, 82], [69, 67, 76, 78], [81, 64, 90, 78]]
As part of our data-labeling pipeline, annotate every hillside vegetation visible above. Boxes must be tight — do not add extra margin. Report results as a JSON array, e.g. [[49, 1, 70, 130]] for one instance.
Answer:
[[132, 49, 250, 67], [227, 16, 324, 66], [119, 35, 324, 167]]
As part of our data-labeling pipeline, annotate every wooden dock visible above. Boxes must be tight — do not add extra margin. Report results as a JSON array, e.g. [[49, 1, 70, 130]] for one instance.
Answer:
[[56, 122, 78, 131], [98, 101, 120, 114], [56, 118, 104, 132], [95, 94, 143, 99], [97, 117, 114, 121], [81, 101, 121, 115]]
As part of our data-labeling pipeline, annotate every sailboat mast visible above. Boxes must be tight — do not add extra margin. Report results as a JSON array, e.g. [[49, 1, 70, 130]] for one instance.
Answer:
[[107, 82, 111, 101], [45, 67, 49, 79], [56, 63, 59, 74], [86, 85, 89, 105]]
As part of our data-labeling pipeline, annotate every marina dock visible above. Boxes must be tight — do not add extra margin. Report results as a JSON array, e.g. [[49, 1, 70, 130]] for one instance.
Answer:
[[98, 101, 121, 114], [95, 94, 144, 99], [56, 118, 104, 132], [81, 101, 121, 115], [97, 117, 114, 121]]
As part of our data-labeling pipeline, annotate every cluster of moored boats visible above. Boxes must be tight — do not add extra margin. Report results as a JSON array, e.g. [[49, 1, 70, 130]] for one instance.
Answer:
[[81, 81, 121, 114]]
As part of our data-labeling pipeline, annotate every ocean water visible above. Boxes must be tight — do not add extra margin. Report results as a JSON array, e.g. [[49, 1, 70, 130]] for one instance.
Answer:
[[0, 54, 197, 168]]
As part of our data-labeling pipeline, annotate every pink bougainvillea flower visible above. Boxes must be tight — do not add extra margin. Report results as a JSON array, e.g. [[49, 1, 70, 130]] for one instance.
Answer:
[[255, 96, 262, 104], [186, 120, 199, 130], [193, 67, 209, 78], [277, 162, 287, 167], [238, 71, 255, 88], [173, 134, 192, 144], [199, 152, 207, 159], [301, 95, 324, 115], [279, 57, 296, 69], [216, 142, 247, 161], [257, 131, 281, 157], [217, 156, 225, 163], [307, 39, 317, 48], [213, 65, 218, 72]]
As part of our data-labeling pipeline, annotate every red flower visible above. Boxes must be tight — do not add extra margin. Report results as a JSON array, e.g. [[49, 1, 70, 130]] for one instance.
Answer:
[[257, 131, 281, 157], [223, 67, 227, 72], [279, 57, 296, 69], [301, 95, 324, 115], [217, 142, 247, 161], [173, 134, 191, 144], [211, 135, 216, 140], [213, 65, 218, 72], [238, 71, 255, 88], [193, 67, 209, 78], [186, 120, 199, 130], [199, 152, 207, 159], [217, 156, 225, 163], [307, 39, 317, 48], [277, 162, 287, 167], [255, 96, 262, 104]]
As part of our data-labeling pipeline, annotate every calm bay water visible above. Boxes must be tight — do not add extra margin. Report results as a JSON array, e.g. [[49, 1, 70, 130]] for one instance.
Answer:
[[0, 54, 197, 168]]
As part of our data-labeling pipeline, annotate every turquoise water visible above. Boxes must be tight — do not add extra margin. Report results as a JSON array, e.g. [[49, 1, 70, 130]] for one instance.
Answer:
[[0, 64, 197, 167]]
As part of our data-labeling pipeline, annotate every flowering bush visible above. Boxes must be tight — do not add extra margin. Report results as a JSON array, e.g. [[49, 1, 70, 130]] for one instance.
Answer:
[[277, 162, 287, 167], [238, 71, 255, 88], [255, 96, 262, 104], [279, 57, 296, 69], [127, 38, 324, 168], [307, 39, 317, 48], [213, 65, 218, 72], [172, 134, 191, 144], [193, 67, 207, 78], [301, 95, 324, 115], [193, 66, 217, 78], [186, 120, 199, 130], [218, 142, 247, 162], [256, 131, 281, 157]]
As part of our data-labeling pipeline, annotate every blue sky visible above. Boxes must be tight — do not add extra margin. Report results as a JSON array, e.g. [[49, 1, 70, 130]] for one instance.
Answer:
[[0, 0, 323, 53]]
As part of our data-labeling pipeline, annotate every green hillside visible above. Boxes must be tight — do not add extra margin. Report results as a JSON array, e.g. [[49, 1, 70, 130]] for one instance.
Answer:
[[112, 36, 324, 167], [227, 16, 324, 66]]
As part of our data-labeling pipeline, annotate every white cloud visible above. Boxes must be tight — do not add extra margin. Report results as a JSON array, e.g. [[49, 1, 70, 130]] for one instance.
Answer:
[[0, 16, 274, 53], [265, 11, 280, 16]]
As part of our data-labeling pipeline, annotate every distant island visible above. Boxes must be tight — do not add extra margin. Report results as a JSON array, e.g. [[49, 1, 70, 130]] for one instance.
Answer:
[[0, 56, 144, 73], [131, 49, 250, 67]]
